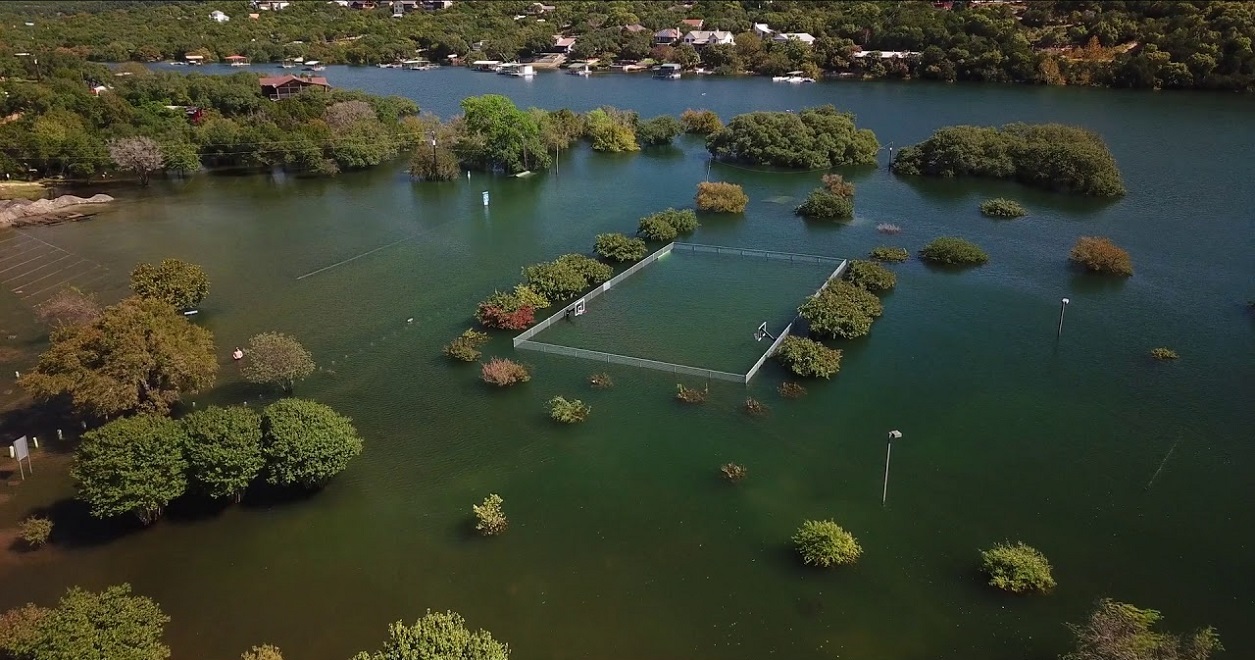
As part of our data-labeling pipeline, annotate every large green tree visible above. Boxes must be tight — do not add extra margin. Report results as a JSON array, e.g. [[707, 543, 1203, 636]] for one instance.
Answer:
[[71, 415, 188, 524], [129, 258, 210, 310], [6, 585, 170, 660], [351, 610, 509, 660], [457, 94, 549, 174], [22, 296, 218, 417], [182, 406, 264, 503], [261, 398, 364, 489]]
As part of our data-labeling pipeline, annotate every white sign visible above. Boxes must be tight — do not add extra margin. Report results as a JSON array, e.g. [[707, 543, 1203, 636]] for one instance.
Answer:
[[573, 299, 586, 316], [13, 435, 29, 461]]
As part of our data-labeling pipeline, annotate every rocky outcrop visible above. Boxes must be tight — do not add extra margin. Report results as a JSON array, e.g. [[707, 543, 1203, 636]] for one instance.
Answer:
[[0, 194, 114, 227]]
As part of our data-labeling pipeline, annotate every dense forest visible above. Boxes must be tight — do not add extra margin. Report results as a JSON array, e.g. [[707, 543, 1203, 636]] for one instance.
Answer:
[[0, 56, 421, 179], [0, 1, 1253, 91]]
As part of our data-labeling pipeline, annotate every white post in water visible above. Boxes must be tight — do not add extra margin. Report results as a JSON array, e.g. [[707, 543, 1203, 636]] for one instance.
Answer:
[[1057, 297, 1070, 339], [882, 430, 903, 505], [482, 190, 489, 206]]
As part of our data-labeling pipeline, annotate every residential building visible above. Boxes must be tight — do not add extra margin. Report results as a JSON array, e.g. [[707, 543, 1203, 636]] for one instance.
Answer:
[[622, 24, 647, 33], [851, 49, 922, 60], [772, 32, 816, 45], [210, 10, 230, 22], [752, 23, 773, 39], [528, 2, 555, 14], [348, 1, 377, 9], [422, 0, 452, 9], [683, 30, 734, 47], [392, 0, 419, 14], [251, 1, 290, 9], [680, 18, 704, 29], [551, 36, 577, 53], [259, 75, 331, 100], [653, 28, 681, 45]]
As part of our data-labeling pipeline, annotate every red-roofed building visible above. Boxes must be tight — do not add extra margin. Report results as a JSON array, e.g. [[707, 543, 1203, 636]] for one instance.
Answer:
[[259, 75, 331, 100], [681, 18, 704, 29]]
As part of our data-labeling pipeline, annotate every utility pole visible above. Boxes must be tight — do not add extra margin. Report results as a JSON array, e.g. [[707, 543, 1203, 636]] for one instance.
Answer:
[[1057, 297, 1070, 339], [429, 131, 436, 177], [882, 430, 903, 505]]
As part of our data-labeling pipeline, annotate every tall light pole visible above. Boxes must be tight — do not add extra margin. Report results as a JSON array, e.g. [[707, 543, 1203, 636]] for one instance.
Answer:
[[428, 130, 437, 177], [1057, 297, 1070, 339], [882, 430, 902, 505]]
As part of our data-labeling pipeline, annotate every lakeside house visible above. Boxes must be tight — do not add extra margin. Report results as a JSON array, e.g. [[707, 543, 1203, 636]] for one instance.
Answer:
[[683, 30, 734, 47], [654, 28, 681, 45], [752, 23, 773, 39], [251, 1, 290, 9], [225, 55, 250, 67], [210, 10, 230, 22], [551, 36, 577, 53], [680, 18, 704, 29], [422, 0, 453, 9], [528, 3, 555, 14], [772, 32, 816, 45], [852, 49, 922, 60], [622, 24, 647, 34], [259, 75, 330, 100]]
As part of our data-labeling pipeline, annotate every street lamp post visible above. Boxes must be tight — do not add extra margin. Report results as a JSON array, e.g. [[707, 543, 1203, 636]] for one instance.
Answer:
[[882, 430, 902, 505], [1057, 297, 1070, 339], [428, 131, 437, 176]]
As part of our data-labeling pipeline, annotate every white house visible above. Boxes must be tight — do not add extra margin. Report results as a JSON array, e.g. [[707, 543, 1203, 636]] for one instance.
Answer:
[[654, 28, 681, 45], [772, 32, 815, 45], [851, 50, 922, 60], [752, 23, 773, 39], [682, 30, 734, 47], [251, 1, 290, 9], [210, 10, 230, 22]]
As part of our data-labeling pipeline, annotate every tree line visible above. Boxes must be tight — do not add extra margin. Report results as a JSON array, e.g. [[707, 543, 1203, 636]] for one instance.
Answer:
[[2, 1, 1253, 91]]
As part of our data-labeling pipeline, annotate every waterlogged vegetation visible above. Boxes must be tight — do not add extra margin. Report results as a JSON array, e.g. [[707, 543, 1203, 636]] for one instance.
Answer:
[[796, 173, 856, 221], [919, 237, 991, 266], [980, 542, 1057, 594], [707, 106, 879, 169], [1070, 236, 1134, 276], [793, 520, 862, 568], [980, 197, 1029, 219], [893, 123, 1125, 196], [694, 181, 748, 213]]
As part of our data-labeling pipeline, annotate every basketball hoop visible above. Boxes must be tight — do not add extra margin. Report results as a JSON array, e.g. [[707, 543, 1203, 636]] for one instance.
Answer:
[[573, 299, 586, 317], [754, 321, 775, 342]]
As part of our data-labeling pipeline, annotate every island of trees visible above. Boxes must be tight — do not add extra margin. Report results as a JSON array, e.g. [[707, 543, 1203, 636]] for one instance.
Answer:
[[3, 1, 1254, 92], [892, 123, 1125, 196]]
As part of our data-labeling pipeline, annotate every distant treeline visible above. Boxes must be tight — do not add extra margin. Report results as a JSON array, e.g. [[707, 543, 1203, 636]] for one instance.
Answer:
[[1, 1, 1253, 91]]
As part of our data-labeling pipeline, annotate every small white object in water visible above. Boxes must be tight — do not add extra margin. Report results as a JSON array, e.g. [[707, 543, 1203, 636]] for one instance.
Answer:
[[406, 317, 414, 323]]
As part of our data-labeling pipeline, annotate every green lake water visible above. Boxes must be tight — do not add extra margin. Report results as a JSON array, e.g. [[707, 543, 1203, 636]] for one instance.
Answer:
[[0, 67, 1253, 660]]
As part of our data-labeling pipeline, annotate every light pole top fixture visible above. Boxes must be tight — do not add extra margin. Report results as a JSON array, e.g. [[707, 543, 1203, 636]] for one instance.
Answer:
[[888, 430, 902, 440], [1062, 298, 1070, 305]]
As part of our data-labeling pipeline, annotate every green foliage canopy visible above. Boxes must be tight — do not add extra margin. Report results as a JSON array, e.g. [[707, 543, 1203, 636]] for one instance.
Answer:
[[774, 336, 842, 379], [12, 585, 170, 660], [261, 398, 364, 489], [182, 406, 264, 502], [350, 610, 509, 660], [129, 258, 209, 310], [708, 106, 879, 169], [893, 124, 1125, 196], [22, 296, 217, 417], [72, 415, 188, 524]]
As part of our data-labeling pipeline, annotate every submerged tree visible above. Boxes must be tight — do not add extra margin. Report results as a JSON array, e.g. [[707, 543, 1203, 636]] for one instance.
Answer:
[[1062, 599, 1222, 660], [108, 136, 165, 185], [34, 286, 101, 328], [6, 585, 171, 660], [241, 332, 316, 392], [22, 296, 217, 417], [182, 406, 264, 503], [351, 610, 509, 660], [261, 398, 364, 489], [72, 415, 189, 524], [129, 258, 209, 310]]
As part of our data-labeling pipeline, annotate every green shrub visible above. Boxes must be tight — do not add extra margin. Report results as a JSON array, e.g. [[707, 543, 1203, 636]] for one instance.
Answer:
[[475, 285, 549, 331], [775, 336, 842, 378], [481, 358, 530, 387], [594, 233, 648, 262], [637, 115, 683, 146], [443, 328, 490, 362], [795, 188, 854, 220], [18, 516, 53, 548], [473, 493, 508, 536], [799, 281, 883, 340], [980, 197, 1028, 218], [1151, 347, 1179, 360], [695, 181, 748, 213], [1070, 236, 1133, 276], [793, 519, 862, 567], [680, 108, 722, 134], [547, 396, 590, 423], [182, 405, 264, 502], [638, 208, 698, 241], [980, 542, 1056, 593], [869, 246, 909, 263], [584, 106, 639, 152], [522, 255, 611, 300], [919, 237, 990, 265], [845, 260, 896, 292], [638, 215, 678, 242]]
